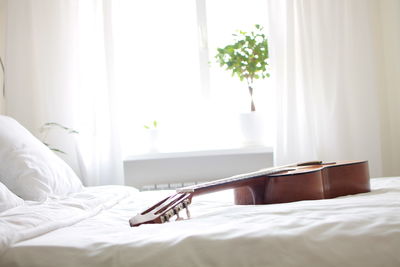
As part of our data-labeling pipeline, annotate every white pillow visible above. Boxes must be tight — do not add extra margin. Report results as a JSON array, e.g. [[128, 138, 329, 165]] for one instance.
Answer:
[[0, 181, 24, 212], [0, 115, 83, 201]]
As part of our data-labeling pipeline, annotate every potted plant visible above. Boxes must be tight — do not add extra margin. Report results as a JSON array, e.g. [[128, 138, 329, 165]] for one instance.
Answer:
[[215, 24, 270, 145], [215, 24, 269, 112], [144, 120, 159, 152], [39, 122, 79, 154]]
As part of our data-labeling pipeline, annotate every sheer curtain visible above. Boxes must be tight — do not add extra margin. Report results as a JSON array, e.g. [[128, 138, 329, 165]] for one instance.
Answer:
[[5, 0, 123, 185], [5, 0, 272, 186], [6, 0, 399, 185], [5, 0, 273, 186], [267, 0, 400, 177]]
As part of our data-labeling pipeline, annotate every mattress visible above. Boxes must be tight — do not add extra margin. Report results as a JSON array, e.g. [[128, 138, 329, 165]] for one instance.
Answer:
[[1, 177, 400, 267]]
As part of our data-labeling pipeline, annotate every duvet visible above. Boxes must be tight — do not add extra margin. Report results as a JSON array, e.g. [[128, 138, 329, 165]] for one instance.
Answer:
[[1, 178, 400, 267]]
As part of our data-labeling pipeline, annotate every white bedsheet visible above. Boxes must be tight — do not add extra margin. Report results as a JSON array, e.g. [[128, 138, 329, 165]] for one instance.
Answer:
[[1, 178, 400, 267]]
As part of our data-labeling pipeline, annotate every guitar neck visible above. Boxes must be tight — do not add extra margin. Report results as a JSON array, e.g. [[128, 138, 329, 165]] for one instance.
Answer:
[[176, 161, 324, 196], [176, 165, 294, 196]]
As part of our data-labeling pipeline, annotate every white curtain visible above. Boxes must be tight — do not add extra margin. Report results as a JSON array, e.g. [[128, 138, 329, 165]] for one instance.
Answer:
[[5, 0, 275, 188], [5, 0, 400, 185], [268, 0, 400, 177], [5, 0, 123, 185]]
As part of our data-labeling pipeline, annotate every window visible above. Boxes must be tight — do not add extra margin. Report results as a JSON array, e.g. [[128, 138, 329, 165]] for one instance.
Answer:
[[111, 0, 274, 156]]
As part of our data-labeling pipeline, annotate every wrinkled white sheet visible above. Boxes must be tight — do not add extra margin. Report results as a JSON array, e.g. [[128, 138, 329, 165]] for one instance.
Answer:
[[1, 178, 400, 267]]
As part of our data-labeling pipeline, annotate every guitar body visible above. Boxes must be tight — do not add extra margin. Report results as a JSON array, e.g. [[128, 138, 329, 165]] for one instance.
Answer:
[[234, 160, 370, 205]]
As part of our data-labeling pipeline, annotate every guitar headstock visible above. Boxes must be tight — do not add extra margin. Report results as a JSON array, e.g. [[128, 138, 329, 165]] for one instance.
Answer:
[[129, 192, 192, 227]]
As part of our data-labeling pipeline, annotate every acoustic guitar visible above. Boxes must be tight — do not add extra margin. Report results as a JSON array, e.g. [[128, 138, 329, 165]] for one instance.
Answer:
[[129, 160, 370, 227]]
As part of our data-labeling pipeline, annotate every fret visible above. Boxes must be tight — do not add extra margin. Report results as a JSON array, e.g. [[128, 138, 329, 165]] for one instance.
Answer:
[[176, 161, 325, 194], [177, 166, 296, 193]]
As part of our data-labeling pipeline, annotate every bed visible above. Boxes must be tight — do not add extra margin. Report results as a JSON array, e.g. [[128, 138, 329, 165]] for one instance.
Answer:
[[0, 178, 400, 267], [1, 115, 400, 267]]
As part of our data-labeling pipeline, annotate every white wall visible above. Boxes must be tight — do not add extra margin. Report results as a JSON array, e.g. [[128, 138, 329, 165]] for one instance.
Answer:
[[0, 0, 5, 115]]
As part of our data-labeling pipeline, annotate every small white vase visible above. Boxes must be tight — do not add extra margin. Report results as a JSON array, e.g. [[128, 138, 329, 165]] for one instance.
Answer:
[[239, 112, 265, 146], [146, 129, 160, 153]]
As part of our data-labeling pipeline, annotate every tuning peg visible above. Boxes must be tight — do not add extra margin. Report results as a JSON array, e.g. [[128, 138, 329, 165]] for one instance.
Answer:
[[175, 212, 183, 221], [183, 201, 191, 219], [185, 207, 191, 219], [172, 207, 182, 221]]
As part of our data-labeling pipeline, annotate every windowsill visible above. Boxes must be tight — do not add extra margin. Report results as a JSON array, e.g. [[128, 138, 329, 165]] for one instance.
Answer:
[[123, 145, 274, 190], [125, 145, 273, 160]]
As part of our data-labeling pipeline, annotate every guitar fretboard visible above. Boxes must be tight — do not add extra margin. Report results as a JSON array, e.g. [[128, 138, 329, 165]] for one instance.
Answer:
[[176, 166, 296, 193]]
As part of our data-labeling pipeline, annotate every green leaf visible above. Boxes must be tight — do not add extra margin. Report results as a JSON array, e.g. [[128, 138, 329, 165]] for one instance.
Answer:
[[42, 122, 79, 134], [50, 148, 67, 154], [215, 24, 270, 84], [40, 122, 80, 155]]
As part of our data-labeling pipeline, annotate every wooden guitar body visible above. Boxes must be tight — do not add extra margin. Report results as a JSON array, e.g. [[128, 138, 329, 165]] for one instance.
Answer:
[[234, 160, 370, 205]]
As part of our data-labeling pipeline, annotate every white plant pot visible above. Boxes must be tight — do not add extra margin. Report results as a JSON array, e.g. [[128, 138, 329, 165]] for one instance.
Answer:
[[239, 112, 265, 146], [146, 129, 160, 153]]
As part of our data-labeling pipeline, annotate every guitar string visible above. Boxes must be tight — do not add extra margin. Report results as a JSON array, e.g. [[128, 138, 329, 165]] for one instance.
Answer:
[[177, 161, 327, 193], [177, 166, 296, 193]]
